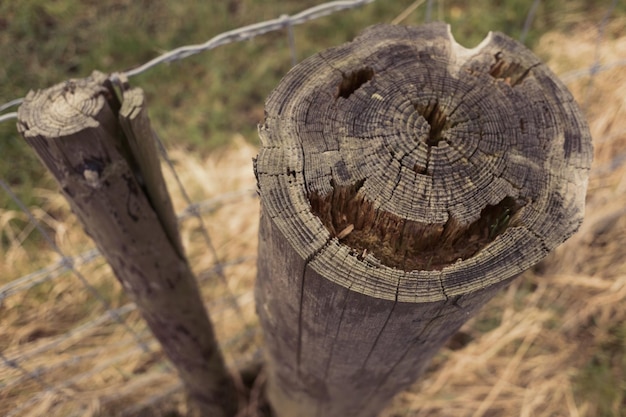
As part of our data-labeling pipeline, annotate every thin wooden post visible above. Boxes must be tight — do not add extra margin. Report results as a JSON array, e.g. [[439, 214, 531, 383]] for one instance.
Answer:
[[254, 23, 592, 417], [17, 72, 238, 417]]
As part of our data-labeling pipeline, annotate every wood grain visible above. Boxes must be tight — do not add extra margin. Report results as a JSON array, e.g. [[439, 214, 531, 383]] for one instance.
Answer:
[[255, 23, 592, 417], [17, 72, 238, 417]]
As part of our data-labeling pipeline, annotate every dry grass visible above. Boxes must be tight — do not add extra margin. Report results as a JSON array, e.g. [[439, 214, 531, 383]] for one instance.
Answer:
[[1, 21, 625, 417], [384, 18, 626, 417], [0, 137, 261, 417]]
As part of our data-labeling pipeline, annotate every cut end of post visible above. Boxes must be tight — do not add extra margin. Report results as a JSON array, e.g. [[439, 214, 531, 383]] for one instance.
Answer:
[[18, 72, 114, 138], [256, 22, 593, 301]]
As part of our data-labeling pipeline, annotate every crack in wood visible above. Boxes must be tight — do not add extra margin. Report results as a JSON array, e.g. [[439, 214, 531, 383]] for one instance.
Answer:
[[336, 67, 375, 99]]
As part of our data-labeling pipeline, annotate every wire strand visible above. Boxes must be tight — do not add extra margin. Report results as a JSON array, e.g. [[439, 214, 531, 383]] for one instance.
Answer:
[[123, 0, 375, 78], [0, 180, 151, 354]]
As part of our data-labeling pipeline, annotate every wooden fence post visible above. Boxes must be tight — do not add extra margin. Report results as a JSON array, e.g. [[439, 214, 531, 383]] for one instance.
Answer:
[[17, 72, 239, 417], [254, 23, 592, 417]]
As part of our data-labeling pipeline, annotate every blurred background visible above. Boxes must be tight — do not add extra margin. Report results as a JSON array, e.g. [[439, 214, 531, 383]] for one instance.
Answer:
[[1, 1, 625, 416]]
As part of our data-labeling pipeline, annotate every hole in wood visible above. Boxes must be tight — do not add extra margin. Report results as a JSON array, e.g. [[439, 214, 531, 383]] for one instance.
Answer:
[[415, 101, 449, 146], [489, 52, 532, 86], [336, 67, 375, 99], [309, 182, 521, 271]]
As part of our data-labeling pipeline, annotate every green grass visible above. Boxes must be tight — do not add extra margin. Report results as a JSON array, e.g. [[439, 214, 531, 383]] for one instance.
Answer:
[[2, 0, 622, 210], [575, 320, 626, 416]]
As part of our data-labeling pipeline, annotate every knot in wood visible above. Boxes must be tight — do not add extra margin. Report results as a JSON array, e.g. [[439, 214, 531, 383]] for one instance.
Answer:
[[255, 23, 592, 302]]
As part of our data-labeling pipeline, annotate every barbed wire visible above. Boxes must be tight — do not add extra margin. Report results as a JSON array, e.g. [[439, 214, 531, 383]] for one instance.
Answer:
[[1, 286, 256, 401], [4, 337, 164, 417], [0, 189, 255, 301], [2, 55, 626, 126], [0, 248, 100, 301], [152, 133, 248, 320], [0, 0, 624, 415], [1, 258, 255, 372], [2, 290, 258, 417], [120, 0, 376, 78], [2, 0, 626, 122], [0, 98, 23, 113], [0, 111, 17, 123], [0, 179, 151, 354], [0, 190, 256, 414], [0, 0, 376, 122], [583, 0, 619, 110], [519, 0, 541, 44], [559, 58, 626, 83]]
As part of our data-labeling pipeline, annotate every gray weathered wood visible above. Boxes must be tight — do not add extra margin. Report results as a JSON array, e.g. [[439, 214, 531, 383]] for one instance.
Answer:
[[255, 23, 592, 417], [17, 71, 238, 417]]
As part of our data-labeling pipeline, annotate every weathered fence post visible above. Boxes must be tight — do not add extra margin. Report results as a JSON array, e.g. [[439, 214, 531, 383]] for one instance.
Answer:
[[254, 23, 592, 417], [17, 72, 239, 417]]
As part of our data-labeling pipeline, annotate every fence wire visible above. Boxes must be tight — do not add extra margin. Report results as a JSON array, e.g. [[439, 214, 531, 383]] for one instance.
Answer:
[[0, 2, 376, 415], [0, 0, 624, 415]]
